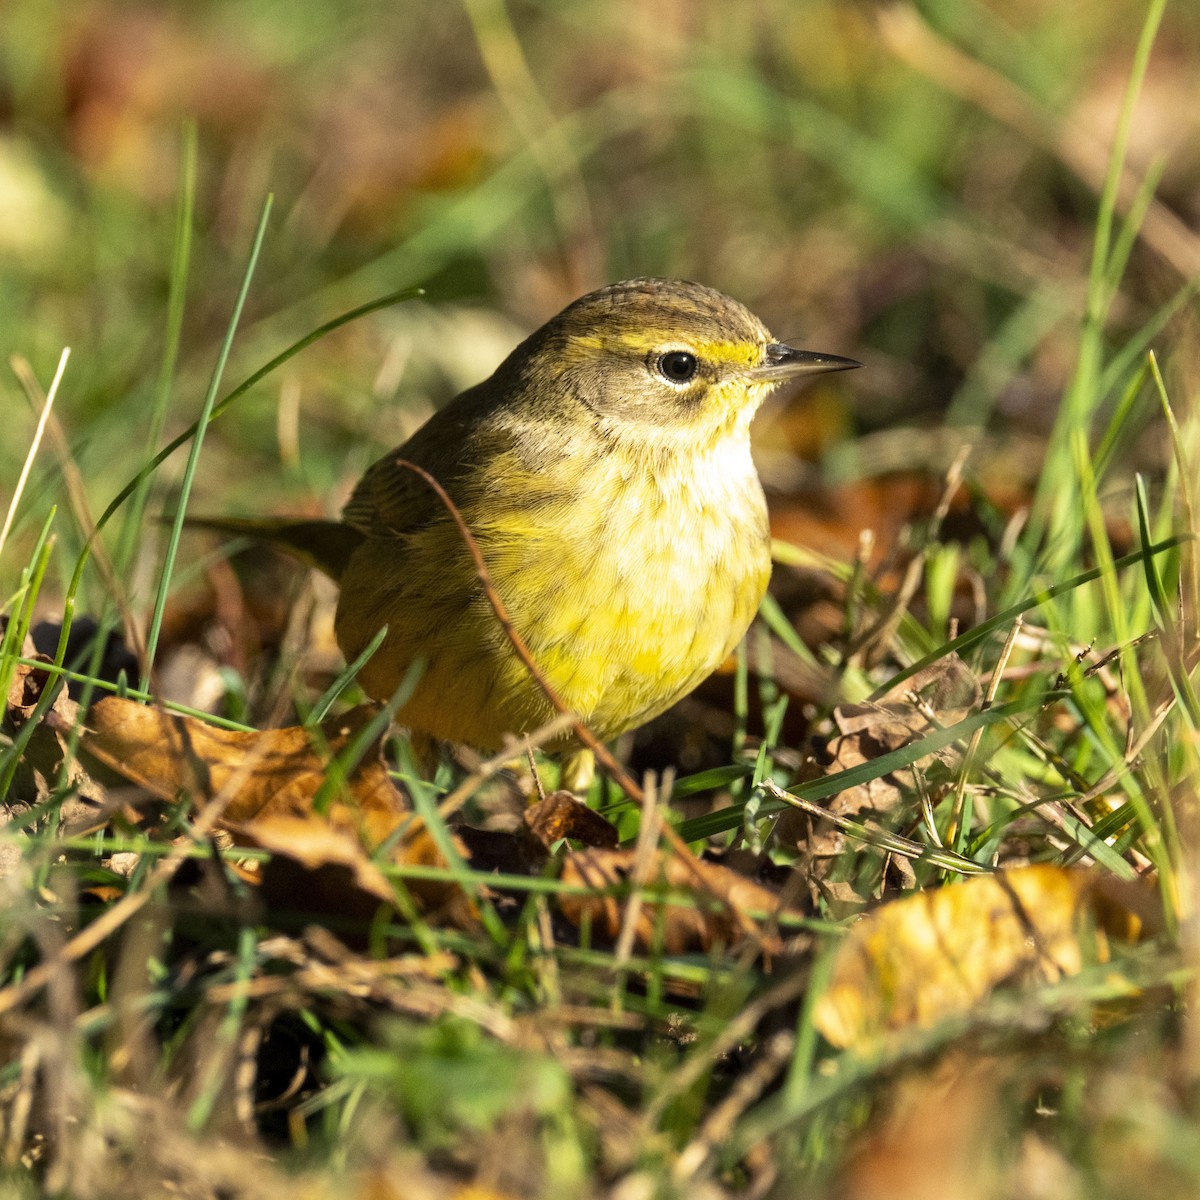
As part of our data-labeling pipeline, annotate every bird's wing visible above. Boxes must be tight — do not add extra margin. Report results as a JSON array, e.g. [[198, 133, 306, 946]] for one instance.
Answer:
[[341, 382, 499, 537], [341, 451, 444, 536]]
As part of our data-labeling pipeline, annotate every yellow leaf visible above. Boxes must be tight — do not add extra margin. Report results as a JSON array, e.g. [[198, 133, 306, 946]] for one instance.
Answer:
[[814, 865, 1151, 1047]]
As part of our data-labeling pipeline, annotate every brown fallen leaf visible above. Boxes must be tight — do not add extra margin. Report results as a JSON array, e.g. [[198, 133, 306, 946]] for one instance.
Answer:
[[7, 652, 65, 723], [75, 697, 485, 925], [79, 696, 409, 846], [776, 719, 926, 913], [558, 849, 792, 955], [814, 865, 1153, 1048], [232, 816, 396, 905], [237, 817, 476, 931], [3, 648, 110, 828], [779, 656, 982, 904], [832, 1053, 1010, 1200], [69, 699, 793, 949], [524, 790, 620, 850]]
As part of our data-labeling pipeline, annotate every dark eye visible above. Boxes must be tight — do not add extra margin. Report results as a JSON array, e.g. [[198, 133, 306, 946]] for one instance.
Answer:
[[658, 350, 698, 383]]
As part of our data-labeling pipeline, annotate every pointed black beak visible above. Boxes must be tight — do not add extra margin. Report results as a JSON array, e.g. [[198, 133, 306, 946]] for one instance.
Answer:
[[751, 343, 862, 383]]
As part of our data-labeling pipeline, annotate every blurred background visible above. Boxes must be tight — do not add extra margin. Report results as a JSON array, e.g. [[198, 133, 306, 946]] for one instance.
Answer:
[[1, 0, 1198, 694], [4, 6, 1199, 1187]]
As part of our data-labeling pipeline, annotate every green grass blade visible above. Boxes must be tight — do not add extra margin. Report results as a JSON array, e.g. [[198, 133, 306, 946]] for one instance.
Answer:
[[91, 285, 424, 545], [139, 196, 275, 691], [678, 693, 1060, 842], [117, 122, 197, 578], [871, 536, 1189, 702], [1136, 476, 1171, 631], [306, 625, 390, 726]]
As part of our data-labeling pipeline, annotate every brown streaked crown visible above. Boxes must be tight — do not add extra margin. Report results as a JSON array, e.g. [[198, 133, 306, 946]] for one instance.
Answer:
[[549, 278, 772, 347]]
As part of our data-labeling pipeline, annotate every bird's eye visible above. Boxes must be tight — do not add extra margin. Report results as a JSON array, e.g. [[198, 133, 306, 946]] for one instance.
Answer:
[[657, 350, 699, 384]]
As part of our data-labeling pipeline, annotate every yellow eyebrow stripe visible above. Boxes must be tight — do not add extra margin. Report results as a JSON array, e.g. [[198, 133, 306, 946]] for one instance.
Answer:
[[570, 331, 762, 367]]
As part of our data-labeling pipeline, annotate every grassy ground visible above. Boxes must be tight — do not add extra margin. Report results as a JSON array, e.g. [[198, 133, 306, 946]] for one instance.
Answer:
[[2, 1, 1200, 1196]]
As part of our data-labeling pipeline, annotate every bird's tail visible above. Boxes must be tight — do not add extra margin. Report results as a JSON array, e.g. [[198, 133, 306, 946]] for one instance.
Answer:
[[184, 516, 363, 582]]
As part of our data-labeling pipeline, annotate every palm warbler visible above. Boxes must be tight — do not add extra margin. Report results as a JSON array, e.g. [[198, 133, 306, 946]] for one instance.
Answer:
[[209, 278, 858, 757]]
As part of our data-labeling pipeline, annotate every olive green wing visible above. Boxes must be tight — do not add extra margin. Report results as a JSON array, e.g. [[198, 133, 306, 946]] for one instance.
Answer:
[[341, 381, 510, 537], [341, 451, 440, 536]]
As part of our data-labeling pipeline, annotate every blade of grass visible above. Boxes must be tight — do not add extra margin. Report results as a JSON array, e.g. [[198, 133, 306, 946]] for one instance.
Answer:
[[305, 625, 390, 726], [1148, 352, 1200, 619], [1026, 0, 1167, 571], [1086, 0, 1168, 316], [11, 133, 197, 740], [0, 530, 61, 800], [0, 349, 69, 563], [871, 535, 1189, 702], [1096, 276, 1200, 407], [782, 940, 839, 1112], [89, 284, 425, 549], [1136, 476, 1172, 632], [679, 693, 1063, 842], [762, 780, 990, 875], [311, 656, 419, 816], [403, 758, 510, 947], [1092, 355, 1151, 483], [7, 657, 257, 731], [757, 591, 821, 669], [140, 194, 275, 692], [670, 764, 754, 799], [0, 508, 58, 790], [117, 122, 197, 575], [1136, 475, 1199, 729], [1103, 154, 1167, 299]]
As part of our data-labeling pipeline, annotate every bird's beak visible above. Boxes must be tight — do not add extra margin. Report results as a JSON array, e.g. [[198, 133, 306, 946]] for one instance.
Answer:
[[750, 343, 862, 383]]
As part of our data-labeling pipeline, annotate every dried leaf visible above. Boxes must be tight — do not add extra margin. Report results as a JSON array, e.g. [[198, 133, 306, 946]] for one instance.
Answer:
[[558, 849, 790, 954], [7, 645, 93, 734], [233, 816, 396, 905], [234, 817, 476, 930], [780, 659, 980, 897], [814, 865, 1151, 1047], [80, 697, 408, 845], [777, 724, 917, 877], [75, 698, 492, 927], [524, 791, 619, 850], [4, 651, 109, 824]]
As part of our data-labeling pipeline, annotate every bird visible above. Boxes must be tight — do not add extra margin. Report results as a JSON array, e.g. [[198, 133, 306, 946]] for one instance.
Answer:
[[199, 278, 859, 779]]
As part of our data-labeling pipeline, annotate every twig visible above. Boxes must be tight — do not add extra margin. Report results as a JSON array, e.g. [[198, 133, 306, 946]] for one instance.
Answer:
[[613, 771, 661, 969], [395, 460, 646, 797]]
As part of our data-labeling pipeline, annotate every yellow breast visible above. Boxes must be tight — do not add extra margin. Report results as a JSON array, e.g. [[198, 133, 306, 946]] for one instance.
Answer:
[[337, 432, 770, 750]]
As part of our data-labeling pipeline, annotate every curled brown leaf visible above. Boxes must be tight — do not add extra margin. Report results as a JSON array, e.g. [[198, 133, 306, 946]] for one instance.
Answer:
[[558, 849, 791, 955]]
